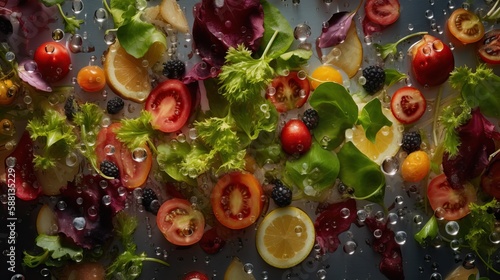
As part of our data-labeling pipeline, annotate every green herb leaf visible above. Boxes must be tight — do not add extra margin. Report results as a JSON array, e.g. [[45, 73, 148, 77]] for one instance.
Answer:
[[384, 69, 407, 87], [26, 109, 77, 170], [357, 98, 392, 143], [274, 49, 313, 75], [157, 141, 197, 186], [309, 82, 358, 149], [23, 234, 83, 268], [117, 14, 167, 58], [337, 142, 385, 206], [283, 141, 339, 198], [259, 0, 294, 58], [414, 216, 438, 245], [40, 1, 83, 34], [115, 110, 157, 152], [438, 98, 471, 156], [374, 31, 427, 60]]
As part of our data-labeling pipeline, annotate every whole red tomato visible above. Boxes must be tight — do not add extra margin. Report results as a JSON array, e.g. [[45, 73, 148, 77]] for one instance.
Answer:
[[280, 119, 312, 155], [33, 42, 71, 83], [410, 35, 454, 87]]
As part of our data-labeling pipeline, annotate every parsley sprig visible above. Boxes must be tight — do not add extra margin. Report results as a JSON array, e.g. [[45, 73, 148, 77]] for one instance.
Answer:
[[107, 211, 169, 280], [41, 0, 83, 34]]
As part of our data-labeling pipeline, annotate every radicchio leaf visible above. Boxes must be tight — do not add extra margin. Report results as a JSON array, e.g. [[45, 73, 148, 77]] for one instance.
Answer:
[[317, 11, 355, 48], [443, 108, 500, 189], [365, 217, 405, 280], [18, 60, 52, 92], [314, 199, 357, 254], [55, 175, 126, 249], [187, 0, 264, 81]]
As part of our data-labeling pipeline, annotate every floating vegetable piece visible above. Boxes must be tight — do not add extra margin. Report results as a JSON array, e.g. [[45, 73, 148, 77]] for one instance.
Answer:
[[17, 60, 51, 92], [322, 23, 362, 78], [357, 98, 392, 143], [410, 34, 454, 86], [317, 12, 356, 48], [259, 0, 294, 58], [159, 0, 189, 33], [374, 31, 427, 60], [414, 216, 438, 245]]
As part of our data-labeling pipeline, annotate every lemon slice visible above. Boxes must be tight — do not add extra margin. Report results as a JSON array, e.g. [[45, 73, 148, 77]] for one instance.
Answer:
[[104, 41, 159, 103], [347, 106, 403, 165], [256, 207, 315, 269]]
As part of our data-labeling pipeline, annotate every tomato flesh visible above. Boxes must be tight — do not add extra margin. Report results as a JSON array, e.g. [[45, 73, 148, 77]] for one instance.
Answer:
[[183, 271, 209, 280], [427, 174, 477, 221], [95, 123, 152, 189], [365, 0, 400, 26], [33, 42, 71, 83], [390, 86, 426, 124], [478, 30, 500, 64], [211, 172, 263, 230], [157, 198, 205, 246], [145, 80, 192, 133], [447, 8, 484, 44], [411, 35, 454, 86], [266, 71, 310, 112]]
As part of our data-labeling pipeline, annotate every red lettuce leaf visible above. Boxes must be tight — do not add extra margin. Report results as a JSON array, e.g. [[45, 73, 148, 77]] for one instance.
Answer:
[[443, 108, 500, 189], [18, 60, 52, 92], [187, 0, 264, 81], [55, 175, 126, 249], [314, 199, 357, 253], [365, 217, 405, 280], [317, 12, 355, 48]]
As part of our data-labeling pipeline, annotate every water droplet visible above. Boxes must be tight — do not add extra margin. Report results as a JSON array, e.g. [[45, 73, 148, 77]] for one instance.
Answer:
[[94, 8, 108, 23], [434, 207, 446, 220], [6, 157, 16, 168], [11, 274, 25, 280], [490, 232, 500, 244], [374, 229, 383, 238], [394, 231, 407, 245], [445, 221, 460, 236], [430, 272, 442, 280], [340, 207, 350, 218], [40, 268, 51, 277], [294, 225, 303, 236], [463, 253, 476, 269], [72, 0, 84, 14], [357, 209, 367, 222], [294, 23, 311, 42], [316, 269, 327, 279], [72, 217, 86, 230], [69, 34, 83, 53], [408, 23, 414, 31], [104, 31, 117, 45], [343, 240, 357, 255], [425, 10, 434, 19], [102, 195, 111, 205], [387, 213, 398, 225], [381, 157, 399, 175], [57, 200, 67, 210], [413, 215, 423, 224], [243, 263, 254, 274], [450, 239, 460, 250], [132, 148, 148, 162]]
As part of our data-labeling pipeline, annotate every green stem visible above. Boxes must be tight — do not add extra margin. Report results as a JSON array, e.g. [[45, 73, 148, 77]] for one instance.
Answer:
[[432, 86, 443, 147], [485, 0, 500, 20], [147, 139, 158, 155], [395, 31, 428, 45], [141, 257, 170, 267], [475, 250, 500, 274], [56, 4, 69, 24], [261, 30, 279, 58], [102, 0, 112, 14]]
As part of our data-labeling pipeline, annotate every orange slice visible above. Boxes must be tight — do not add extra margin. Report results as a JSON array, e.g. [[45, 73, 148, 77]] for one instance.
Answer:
[[256, 207, 315, 269]]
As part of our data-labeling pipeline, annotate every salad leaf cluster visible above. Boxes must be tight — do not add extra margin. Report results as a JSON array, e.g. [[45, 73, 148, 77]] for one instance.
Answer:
[[23, 235, 83, 268]]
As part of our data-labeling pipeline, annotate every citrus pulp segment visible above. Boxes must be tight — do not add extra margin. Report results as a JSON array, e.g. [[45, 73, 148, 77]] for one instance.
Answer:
[[256, 207, 315, 269], [347, 106, 403, 165]]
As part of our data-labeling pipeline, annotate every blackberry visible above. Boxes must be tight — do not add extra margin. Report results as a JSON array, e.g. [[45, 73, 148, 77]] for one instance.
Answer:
[[163, 59, 186, 79], [64, 95, 79, 121], [302, 108, 319, 130], [0, 16, 13, 35], [142, 188, 159, 214], [107, 97, 124, 115], [271, 179, 292, 207], [362, 65, 385, 94], [401, 131, 422, 154], [100, 160, 120, 178]]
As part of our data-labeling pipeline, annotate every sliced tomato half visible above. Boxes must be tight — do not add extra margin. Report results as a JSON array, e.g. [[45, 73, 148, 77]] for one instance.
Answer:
[[478, 29, 500, 64], [211, 172, 264, 230], [156, 198, 205, 246], [95, 123, 152, 189], [265, 71, 310, 113], [447, 8, 484, 44], [145, 79, 192, 133], [427, 174, 477, 221], [390, 86, 426, 124], [365, 0, 400, 26]]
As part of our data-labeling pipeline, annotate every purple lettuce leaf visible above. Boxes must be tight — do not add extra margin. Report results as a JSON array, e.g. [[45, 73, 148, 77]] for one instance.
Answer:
[[318, 11, 355, 48], [365, 217, 405, 280], [55, 175, 126, 249], [18, 60, 52, 92], [187, 0, 264, 81], [314, 199, 357, 254], [443, 108, 500, 189]]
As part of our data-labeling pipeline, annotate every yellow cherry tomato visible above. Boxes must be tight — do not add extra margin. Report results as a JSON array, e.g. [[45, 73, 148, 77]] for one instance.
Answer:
[[401, 151, 430, 182], [310, 65, 343, 89], [77, 65, 106, 92], [0, 79, 18, 105]]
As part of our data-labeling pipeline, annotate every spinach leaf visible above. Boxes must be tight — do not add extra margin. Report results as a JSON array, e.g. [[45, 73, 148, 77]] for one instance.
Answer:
[[384, 69, 407, 87], [337, 142, 385, 206], [259, 0, 294, 58], [357, 98, 392, 143], [309, 82, 358, 149], [283, 142, 339, 197], [157, 141, 197, 186], [274, 49, 313, 74]]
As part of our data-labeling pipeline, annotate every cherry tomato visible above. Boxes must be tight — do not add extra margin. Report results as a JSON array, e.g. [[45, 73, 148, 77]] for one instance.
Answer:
[[211, 172, 264, 230], [266, 71, 310, 112], [280, 119, 312, 155], [60, 262, 106, 280], [410, 35, 454, 86], [199, 227, 225, 255], [390, 86, 426, 124], [156, 198, 205, 246], [427, 174, 477, 221], [481, 152, 500, 199], [365, 0, 400, 26], [477, 29, 500, 64], [77, 65, 106, 92], [5, 132, 41, 201], [447, 8, 484, 44], [33, 42, 71, 83], [0, 79, 18, 105], [145, 79, 192, 133], [401, 151, 430, 182], [183, 271, 209, 280], [95, 123, 152, 189]]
